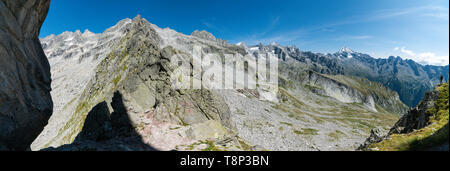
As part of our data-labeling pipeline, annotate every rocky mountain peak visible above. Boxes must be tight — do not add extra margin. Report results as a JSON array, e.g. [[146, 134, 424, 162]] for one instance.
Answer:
[[134, 14, 142, 20], [335, 47, 357, 58], [74, 29, 82, 35], [104, 18, 132, 34], [128, 14, 161, 45], [388, 56, 403, 61], [191, 30, 217, 41], [82, 29, 95, 37], [340, 47, 354, 54]]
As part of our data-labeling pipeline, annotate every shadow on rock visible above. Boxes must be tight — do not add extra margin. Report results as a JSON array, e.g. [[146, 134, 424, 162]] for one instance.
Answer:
[[414, 122, 449, 151], [43, 91, 157, 151]]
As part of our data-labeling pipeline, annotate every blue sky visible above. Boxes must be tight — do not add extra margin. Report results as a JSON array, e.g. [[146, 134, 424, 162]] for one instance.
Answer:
[[40, 0, 449, 66]]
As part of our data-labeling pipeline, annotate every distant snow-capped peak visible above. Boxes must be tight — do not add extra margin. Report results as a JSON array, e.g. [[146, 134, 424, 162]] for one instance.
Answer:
[[340, 47, 354, 54], [236, 42, 246, 46]]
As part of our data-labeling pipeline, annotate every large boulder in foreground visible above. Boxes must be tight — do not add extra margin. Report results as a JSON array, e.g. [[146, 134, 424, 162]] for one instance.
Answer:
[[358, 83, 449, 151], [0, 0, 52, 150]]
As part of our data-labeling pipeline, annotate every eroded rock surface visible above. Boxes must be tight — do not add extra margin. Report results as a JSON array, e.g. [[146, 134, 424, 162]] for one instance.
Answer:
[[358, 83, 449, 151], [0, 0, 52, 150], [389, 89, 439, 134]]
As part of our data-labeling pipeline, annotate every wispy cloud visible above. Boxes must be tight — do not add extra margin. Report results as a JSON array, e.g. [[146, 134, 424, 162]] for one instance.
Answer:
[[394, 47, 449, 66], [238, 16, 282, 44], [368, 5, 448, 21], [239, 5, 448, 45], [400, 47, 415, 56], [423, 12, 449, 19], [336, 35, 373, 40], [202, 21, 224, 33], [201, 17, 230, 35]]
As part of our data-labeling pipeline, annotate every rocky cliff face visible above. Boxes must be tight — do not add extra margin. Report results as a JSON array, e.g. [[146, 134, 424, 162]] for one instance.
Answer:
[[297, 70, 408, 114], [33, 16, 242, 151], [0, 0, 52, 150], [31, 19, 133, 150], [338, 54, 448, 107], [389, 90, 439, 134], [276, 55, 408, 115], [302, 70, 377, 112], [35, 16, 409, 151], [359, 83, 449, 151]]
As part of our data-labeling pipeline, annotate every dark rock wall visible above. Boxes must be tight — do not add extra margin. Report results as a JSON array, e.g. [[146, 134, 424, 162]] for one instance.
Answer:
[[0, 0, 52, 150]]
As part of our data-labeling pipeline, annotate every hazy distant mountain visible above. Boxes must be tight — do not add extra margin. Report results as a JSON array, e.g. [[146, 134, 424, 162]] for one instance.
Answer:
[[247, 44, 449, 107], [0, 0, 52, 151]]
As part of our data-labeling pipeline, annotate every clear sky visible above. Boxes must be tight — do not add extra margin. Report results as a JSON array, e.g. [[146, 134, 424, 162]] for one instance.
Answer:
[[40, 0, 449, 66]]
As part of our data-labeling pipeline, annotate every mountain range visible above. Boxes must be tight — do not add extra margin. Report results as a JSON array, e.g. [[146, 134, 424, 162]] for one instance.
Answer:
[[1, 0, 447, 151], [245, 43, 449, 107], [28, 15, 448, 151]]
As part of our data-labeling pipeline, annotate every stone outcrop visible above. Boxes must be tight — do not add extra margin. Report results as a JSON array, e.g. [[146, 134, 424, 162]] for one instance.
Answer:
[[358, 83, 449, 151], [302, 70, 378, 111], [358, 89, 440, 150], [0, 0, 52, 150], [357, 127, 387, 150]]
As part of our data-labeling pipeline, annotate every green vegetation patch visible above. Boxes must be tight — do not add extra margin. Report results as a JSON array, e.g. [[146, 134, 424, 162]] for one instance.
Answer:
[[293, 128, 319, 136], [280, 122, 293, 127], [304, 84, 324, 92], [328, 130, 347, 141], [201, 140, 223, 151], [238, 140, 253, 151]]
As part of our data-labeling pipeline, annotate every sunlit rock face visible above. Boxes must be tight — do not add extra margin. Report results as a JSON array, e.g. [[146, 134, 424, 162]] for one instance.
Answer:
[[0, 0, 52, 150]]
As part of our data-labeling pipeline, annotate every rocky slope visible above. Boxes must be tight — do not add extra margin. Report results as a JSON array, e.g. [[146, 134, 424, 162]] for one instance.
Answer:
[[337, 53, 448, 107], [0, 0, 52, 150], [359, 83, 449, 151], [287, 69, 407, 114], [32, 18, 133, 149], [33, 16, 243, 151], [32, 16, 411, 151]]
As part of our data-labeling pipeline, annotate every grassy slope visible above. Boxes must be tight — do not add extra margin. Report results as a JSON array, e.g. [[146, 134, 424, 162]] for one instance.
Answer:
[[322, 74, 408, 115], [276, 87, 399, 133], [368, 83, 449, 151]]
